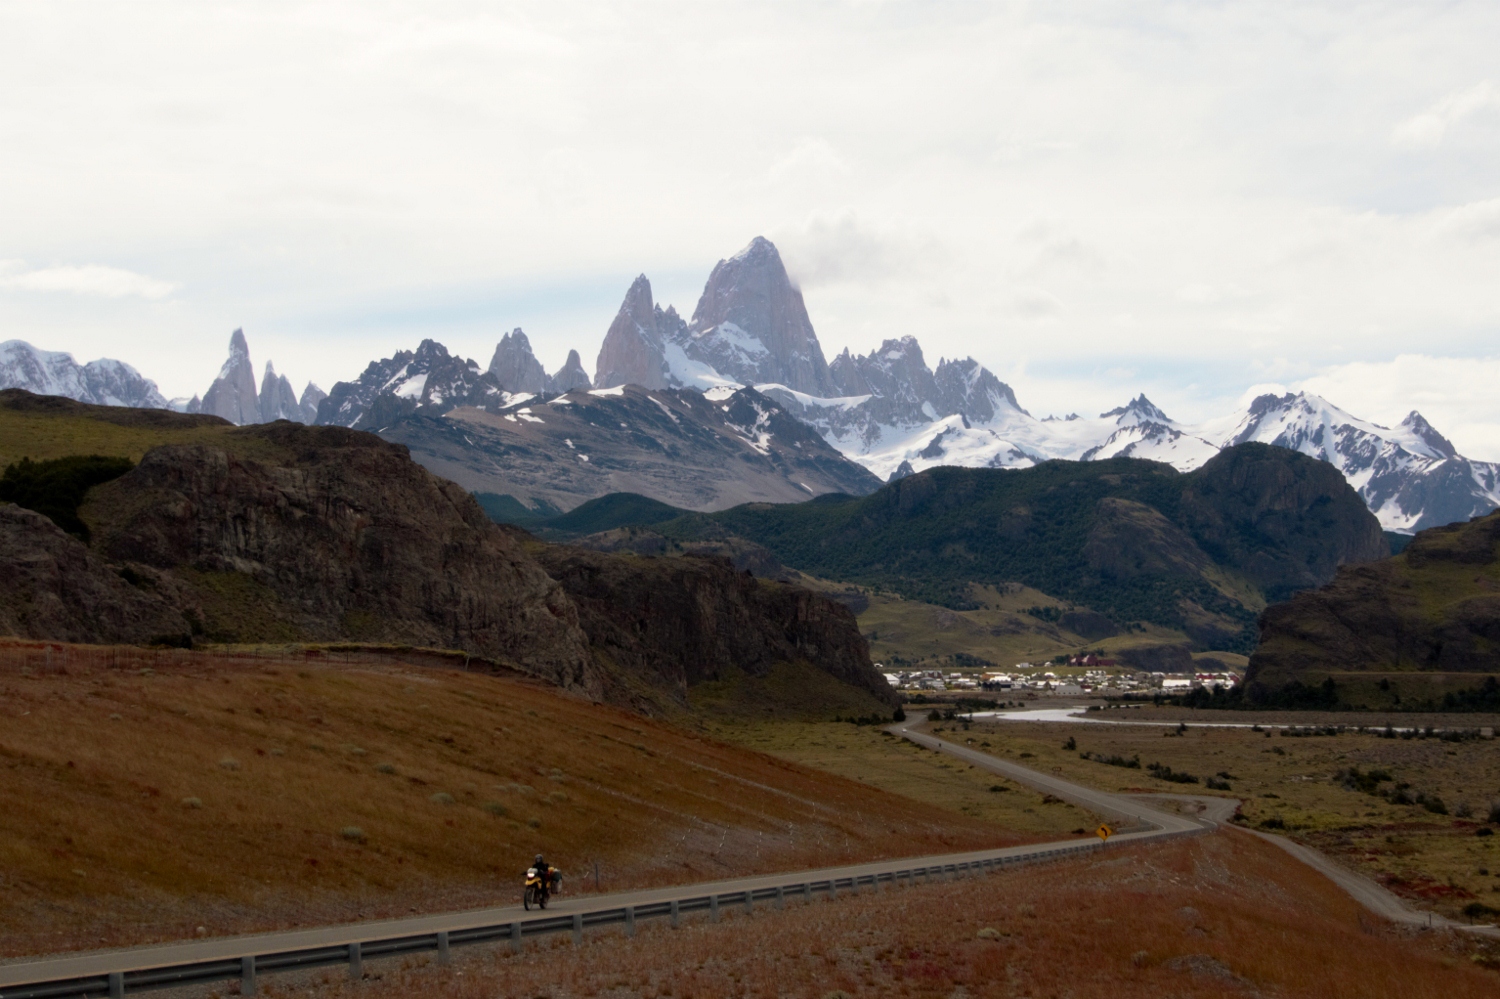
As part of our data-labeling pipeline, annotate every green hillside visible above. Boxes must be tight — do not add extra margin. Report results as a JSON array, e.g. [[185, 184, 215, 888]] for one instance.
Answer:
[[550, 444, 1387, 652]]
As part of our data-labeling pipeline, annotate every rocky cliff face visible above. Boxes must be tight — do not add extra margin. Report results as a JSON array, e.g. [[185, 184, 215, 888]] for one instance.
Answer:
[[594, 275, 672, 390], [531, 544, 897, 713], [549, 349, 592, 392], [488, 329, 549, 394], [683, 237, 834, 396], [200, 329, 262, 425], [76, 423, 597, 694], [1248, 510, 1500, 695]]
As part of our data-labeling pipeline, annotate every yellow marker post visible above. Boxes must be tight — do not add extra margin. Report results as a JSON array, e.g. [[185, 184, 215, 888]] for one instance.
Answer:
[[1096, 824, 1113, 843]]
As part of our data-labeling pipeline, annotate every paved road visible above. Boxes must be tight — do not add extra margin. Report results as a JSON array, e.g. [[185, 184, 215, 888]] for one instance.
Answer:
[[897, 720, 1498, 940]]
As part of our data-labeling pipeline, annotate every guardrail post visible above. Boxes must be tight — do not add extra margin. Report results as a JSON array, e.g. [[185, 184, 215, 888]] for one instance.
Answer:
[[775, 885, 785, 909], [108, 971, 124, 999], [710, 895, 720, 922], [802, 882, 812, 902], [572, 913, 583, 945], [242, 954, 257, 995], [438, 930, 450, 964], [625, 906, 636, 937], [348, 942, 362, 982], [510, 921, 522, 953], [743, 889, 753, 914], [828, 878, 837, 900], [850, 875, 859, 895], [670, 898, 680, 927]]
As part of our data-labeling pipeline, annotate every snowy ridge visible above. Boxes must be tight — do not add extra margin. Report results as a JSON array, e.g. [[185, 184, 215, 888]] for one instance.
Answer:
[[0, 339, 168, 409]]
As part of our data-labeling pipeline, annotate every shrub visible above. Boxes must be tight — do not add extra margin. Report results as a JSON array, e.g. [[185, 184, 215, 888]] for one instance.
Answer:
[[927, 709, 943, 722], [340, 826, 367, 842], [217, 757, 240, 771], [375, 763, 397, 774], [181, 797, 203, 809], [430, 792, 455, 805], [1063, 736, 1076, 751], [1489, 801, 1500, 825], [0, 455, 134, 539], [482, 802, 508, 817], [1146, 762, 1198, 784], [527, 818, 541, 829], [1206, 777, 1232, 791]]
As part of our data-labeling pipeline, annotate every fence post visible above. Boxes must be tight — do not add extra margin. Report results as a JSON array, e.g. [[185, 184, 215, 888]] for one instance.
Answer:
[[437, 930, 450, 964], [108, 971, 124, 999], [510, 922, 522, 953], [348, 942, 361, 982], [625, 906, 636, 937], [670, 899, 680, 928], [573, 912, 583, 944]]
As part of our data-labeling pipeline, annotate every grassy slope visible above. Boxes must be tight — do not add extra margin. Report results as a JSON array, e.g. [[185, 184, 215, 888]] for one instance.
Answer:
[[0, 641, 1036, 958], [295, 833, 1500, 999], [0, 399, 283, 469], [955, 713, 1500, 921]]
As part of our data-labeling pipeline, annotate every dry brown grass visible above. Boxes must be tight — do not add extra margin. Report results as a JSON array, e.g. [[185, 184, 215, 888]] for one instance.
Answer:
[[282, 832, 1500, 999], [948, 714, 1500, 920], [0, 640, 1028, 959]]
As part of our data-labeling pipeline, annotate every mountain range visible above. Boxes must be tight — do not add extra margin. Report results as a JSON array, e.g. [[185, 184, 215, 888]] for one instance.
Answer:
[[3, 238, 1497, 530]]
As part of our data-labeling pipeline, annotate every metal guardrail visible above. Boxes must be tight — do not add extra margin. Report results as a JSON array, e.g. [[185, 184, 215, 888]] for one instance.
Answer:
[[2, 835, 1211, 999]]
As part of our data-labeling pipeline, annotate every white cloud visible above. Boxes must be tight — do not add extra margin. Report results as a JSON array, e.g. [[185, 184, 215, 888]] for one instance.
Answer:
[[1392, 80, 1500, 148], [0, 264, 178, 300]]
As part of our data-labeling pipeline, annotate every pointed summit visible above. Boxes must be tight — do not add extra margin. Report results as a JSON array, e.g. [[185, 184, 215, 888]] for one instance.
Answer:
[[201, 328, 262, 425], [1400, 411, 1457, 459], [685, 237, 833, 396], [594, 275, 670, 390], [1100, 394, 1172, 425], [258, 359, 303, 422], [549, 349, 592, 393], [488, 328, 548, 394]]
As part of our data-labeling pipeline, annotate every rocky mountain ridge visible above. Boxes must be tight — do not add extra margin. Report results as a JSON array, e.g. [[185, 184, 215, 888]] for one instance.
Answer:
[[11, 237, 1496, 532]]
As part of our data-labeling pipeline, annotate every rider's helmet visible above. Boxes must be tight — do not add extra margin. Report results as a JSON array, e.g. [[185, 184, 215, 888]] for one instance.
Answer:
[[534, 854, 545, 866]]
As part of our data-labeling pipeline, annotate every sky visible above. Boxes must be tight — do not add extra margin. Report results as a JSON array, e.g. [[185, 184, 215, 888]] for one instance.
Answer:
[[2, 2, 1499, 457]]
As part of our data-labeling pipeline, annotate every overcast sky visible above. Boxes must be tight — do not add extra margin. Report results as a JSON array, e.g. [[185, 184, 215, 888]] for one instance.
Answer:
[[2, 2, 1499, 456]]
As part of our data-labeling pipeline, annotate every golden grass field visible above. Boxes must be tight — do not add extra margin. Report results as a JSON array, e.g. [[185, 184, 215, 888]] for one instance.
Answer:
[[0, 640, 1048, 959], [704, 720, 1095, 836], [278, 833, 1500, 999], [942, 710, 1500, 921]]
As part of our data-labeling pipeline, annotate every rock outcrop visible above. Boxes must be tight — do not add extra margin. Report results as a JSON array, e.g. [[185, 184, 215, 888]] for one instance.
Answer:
[[488, 329, 549, 394], [1248, 509, 1500, 693], [200, 329, 262, 425], [548, 350, 592, 393], [79, 422, 597, 694], [594, 275, 672, 390], [684, 236, 834, 396], [316, 339, 502, 429], [532, 544, 897, 713]]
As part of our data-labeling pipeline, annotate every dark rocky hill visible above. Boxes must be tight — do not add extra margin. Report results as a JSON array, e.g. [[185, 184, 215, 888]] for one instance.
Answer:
[[0, 391, 889, 715], [1247, 509, 1500, 705]]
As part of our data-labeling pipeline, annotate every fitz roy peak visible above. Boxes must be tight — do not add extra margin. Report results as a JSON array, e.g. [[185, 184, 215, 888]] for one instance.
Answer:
[[593, 237, 834, 396]]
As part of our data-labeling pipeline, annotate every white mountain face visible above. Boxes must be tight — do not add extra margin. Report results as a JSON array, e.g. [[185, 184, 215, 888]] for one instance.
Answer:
[[0, 339, 168, 409], [582, 237, 1498, 533], [315, 338, 505, 429]]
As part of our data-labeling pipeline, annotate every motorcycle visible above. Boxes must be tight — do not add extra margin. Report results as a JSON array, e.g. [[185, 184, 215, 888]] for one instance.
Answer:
[[523, 867, 561, 910]]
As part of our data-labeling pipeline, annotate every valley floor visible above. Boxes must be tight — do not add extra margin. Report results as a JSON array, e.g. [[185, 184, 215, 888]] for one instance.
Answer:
[[945, 708, 1500, 923]]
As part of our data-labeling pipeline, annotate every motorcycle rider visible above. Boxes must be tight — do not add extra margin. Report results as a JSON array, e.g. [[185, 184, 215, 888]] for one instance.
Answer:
[[531, 854, 555, 896]]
